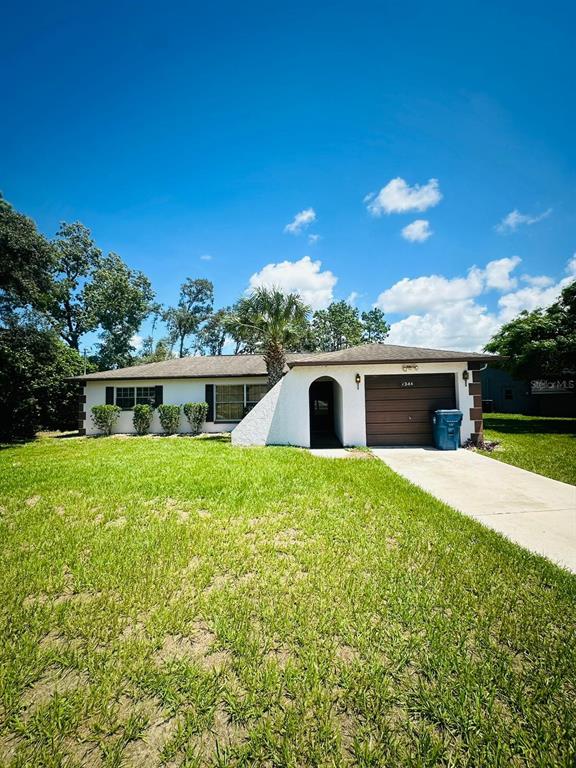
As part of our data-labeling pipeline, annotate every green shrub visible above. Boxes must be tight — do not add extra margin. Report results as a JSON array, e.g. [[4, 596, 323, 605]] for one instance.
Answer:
[[158, 404, 181, 434], [183, 402, 209, 435], [91, 404, 121, 436], [133, 404, 154, 435]]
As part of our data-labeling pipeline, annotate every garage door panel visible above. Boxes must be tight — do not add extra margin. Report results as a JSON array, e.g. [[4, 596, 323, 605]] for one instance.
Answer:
[[365, 397, 455, 412], [365, 387, 455, 401], [367, 422, 433, 436], [366, 411, 432, 424], [366, 374, 454, 389], [365, 373, 456, 446], [367, 433, 434, 446]]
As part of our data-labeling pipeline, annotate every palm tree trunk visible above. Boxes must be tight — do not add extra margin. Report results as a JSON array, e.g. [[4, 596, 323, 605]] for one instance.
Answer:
[[264, 342, 286, 387]]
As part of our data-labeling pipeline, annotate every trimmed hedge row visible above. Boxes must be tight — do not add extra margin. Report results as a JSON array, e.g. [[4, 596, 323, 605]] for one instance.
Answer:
[[90, 402, 209, 436]]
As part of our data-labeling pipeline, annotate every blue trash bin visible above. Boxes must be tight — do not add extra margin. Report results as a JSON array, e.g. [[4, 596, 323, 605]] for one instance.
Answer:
[[432, 409, 463, 450]]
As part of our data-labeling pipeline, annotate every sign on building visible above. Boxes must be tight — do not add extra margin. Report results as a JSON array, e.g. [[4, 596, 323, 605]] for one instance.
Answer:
[[530, 378, 575, 395]]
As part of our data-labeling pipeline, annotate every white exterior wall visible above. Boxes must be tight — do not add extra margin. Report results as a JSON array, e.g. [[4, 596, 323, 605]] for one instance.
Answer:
[[233, 361, 474, 448], [333, 380, 344, 444], [84, 377, 267, 436], [231, 379, 285, 446]]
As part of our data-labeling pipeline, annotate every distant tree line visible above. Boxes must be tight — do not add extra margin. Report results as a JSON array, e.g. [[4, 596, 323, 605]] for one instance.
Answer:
[[142, 284, 390, 361], [0, 196, 389, 438]]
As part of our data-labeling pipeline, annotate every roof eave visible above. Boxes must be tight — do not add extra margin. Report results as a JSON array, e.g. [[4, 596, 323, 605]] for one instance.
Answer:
[[68, 372, 270, 382], [288, 355, 500, 367]]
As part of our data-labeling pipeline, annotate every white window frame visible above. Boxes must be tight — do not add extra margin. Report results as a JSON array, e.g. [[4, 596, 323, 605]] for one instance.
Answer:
[[115, 386, 156, 410]]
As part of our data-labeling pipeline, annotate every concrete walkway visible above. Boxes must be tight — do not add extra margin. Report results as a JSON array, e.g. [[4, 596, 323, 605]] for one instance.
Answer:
[[372, 447, 576, 574]]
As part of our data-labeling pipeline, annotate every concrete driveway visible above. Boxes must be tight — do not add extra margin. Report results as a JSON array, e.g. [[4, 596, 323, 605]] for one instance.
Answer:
[[372, 447, 576, 574]]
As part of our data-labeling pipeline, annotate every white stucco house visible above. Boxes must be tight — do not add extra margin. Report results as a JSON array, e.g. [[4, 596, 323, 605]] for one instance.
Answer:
[[76, 343, 494, 447]]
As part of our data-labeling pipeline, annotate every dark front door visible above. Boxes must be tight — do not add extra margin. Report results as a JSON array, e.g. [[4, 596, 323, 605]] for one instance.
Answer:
[[309, 380, 334, 434]]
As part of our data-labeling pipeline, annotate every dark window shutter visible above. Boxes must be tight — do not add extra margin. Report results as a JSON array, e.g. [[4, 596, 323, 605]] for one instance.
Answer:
[[154, 385, 163, 407], [105, 386, 114, 405], [205, 384, 214, 421]]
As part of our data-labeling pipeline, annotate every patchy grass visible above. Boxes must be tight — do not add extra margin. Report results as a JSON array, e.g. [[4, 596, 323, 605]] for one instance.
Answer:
[[479, 413, 576, 485], [0, 434, 575, 767]]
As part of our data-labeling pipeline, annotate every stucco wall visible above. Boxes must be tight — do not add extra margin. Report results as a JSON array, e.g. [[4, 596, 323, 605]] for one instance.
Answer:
[[84, 377, 267, 435], [333, 379, 344, 444], [234, 361, 475, 448], [231, 379, 284, 446]]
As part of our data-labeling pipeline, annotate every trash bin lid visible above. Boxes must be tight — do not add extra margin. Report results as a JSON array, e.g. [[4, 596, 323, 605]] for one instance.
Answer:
[[433, 409, 463, 423]]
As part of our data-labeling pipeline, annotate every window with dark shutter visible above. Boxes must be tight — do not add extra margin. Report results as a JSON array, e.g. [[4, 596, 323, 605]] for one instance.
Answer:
[[205, 384, 214, 421], [136, 386, 156, 405], [154, 385, 163, 407], [116, 387, 135, 409], [105, 387, 114, 405]]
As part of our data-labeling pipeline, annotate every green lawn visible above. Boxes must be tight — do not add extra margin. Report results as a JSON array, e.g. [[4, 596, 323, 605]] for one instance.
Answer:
[[1, 436, 575, 767], [479, 413, 576, 485]]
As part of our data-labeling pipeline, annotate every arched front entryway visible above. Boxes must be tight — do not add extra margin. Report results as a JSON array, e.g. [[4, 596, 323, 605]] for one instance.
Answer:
[[309, 376, 343, 448]]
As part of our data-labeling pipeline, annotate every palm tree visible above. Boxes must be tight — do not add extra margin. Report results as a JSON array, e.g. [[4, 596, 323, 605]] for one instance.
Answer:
[[232, 287, 310, 386]]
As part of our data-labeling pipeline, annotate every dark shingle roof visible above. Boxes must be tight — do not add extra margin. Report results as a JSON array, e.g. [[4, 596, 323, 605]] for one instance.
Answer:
[[75, 344, 496, 381], [75, 354, 307, 381], [287, 343, 497, 366]]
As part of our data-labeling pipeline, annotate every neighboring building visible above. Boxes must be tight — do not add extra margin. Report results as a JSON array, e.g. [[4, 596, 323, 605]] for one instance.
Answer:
[[481, 366, 532, 414], [76, 343, 496, 447], [482, 366, 576, 417]]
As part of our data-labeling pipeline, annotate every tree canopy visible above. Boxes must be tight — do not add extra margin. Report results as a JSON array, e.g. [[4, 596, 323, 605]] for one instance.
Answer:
[[163, 278, 214, 357], [46, 221, 102, 349], [0, 321, 87, 440], [312, 301, 364, 351], [484, 281, 576, 379], [231, 288, 310, 385], [197, 307, 230, 355], [361, 307, 390, 343], [84, 253, 155, 370], [0, 195, 55, 317]]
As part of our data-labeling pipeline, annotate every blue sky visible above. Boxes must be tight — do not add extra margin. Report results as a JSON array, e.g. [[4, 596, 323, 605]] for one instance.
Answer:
[[2, 1, 575, 351]]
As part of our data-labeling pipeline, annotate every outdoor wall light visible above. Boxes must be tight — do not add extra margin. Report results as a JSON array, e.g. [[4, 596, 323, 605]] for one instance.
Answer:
[[355, 373, 361, 389], [462, 370, 470, 385]]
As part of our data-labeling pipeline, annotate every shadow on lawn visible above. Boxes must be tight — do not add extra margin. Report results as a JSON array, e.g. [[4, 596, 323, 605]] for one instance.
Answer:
[[484, 416, 576, 436], [0, 430, 83, 450]]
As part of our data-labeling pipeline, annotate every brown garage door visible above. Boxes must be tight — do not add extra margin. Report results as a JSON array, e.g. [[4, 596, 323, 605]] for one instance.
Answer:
[[365, 373, 456, 446]]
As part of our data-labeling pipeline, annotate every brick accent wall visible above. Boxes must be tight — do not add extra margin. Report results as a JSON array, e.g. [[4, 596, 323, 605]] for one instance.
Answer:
[[469, 368, 484, 444], [78, 392, 86, 433]]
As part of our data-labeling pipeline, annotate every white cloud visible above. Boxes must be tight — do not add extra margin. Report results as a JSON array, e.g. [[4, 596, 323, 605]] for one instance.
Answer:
[[521, 274, 554, 288], [366, 177, 442, 216], [375, 257, 522, 314], [496, 254, 575, 322], [497, 279, 571, 322], [200, 253, 213, 261], [401, 219, 432, 243], [346, 291, 361, 305], [483, 256, 521, 290], [375, 268, 485, 314], [130, 334, 143, 351], [496, 208, 551, 234], [308, 233, 321, 245], [284, 208, 316, 235], [381, 257, 573, 351], [248, 255, 337, 311], [387, 300, 501, 352]]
